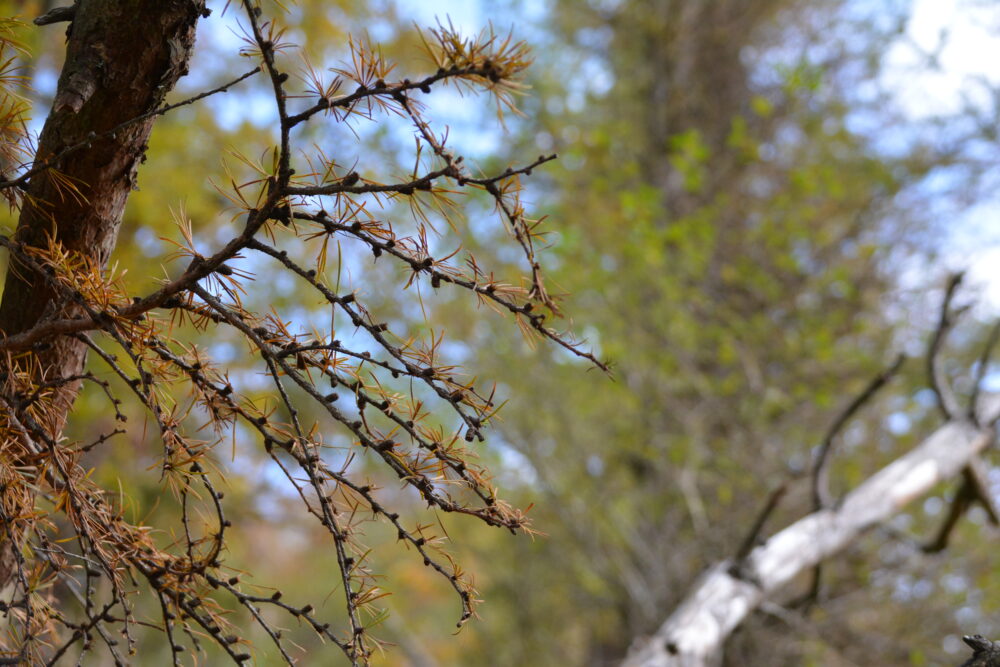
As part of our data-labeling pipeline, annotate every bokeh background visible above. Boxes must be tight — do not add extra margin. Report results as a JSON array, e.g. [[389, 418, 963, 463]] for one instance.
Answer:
[[6, 0, 1000, 664]]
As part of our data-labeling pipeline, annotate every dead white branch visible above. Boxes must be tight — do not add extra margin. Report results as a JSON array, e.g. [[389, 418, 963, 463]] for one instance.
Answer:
[[623, 397, 1000, 667]]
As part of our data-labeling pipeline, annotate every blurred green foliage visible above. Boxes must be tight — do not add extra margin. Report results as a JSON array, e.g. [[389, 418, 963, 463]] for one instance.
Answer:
[[4, 0, 1000, 665]]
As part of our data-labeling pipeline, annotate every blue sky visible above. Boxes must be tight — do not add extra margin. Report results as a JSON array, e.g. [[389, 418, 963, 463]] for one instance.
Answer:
[[398, 0, 1000, 312], [23, 0, 999, 311], [888, 0, 1000, 309]]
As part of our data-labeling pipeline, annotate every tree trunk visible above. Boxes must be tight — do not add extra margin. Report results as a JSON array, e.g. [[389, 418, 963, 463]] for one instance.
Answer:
[[0, 0, 205, 589]]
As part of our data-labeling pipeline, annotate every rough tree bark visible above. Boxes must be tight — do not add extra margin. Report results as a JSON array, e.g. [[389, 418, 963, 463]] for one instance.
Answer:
[[961, 635, 1000, 667], [622, 397, 1000, 667], [0, 0, 206, 589]]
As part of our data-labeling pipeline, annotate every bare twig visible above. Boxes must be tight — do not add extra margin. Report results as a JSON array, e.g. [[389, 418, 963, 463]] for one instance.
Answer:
[[811, 353, 905, 511], [33, 5, 76, 27], [924, 459, 1000, 553], [969, 318, 1000, 423], [0, 67, 261, 193], [927, 273, 965, 420], [731, 483, 788, 570]]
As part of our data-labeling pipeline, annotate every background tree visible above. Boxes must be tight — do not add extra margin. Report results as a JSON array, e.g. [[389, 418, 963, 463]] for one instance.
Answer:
[[0, 1, 606, 664], [374, 1, 1000, 665]]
